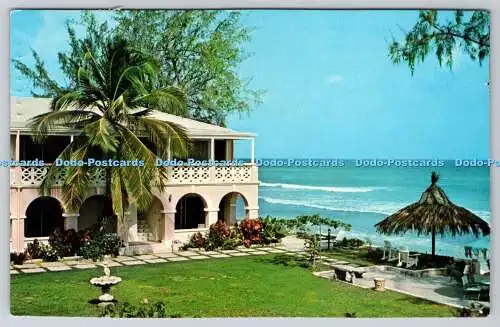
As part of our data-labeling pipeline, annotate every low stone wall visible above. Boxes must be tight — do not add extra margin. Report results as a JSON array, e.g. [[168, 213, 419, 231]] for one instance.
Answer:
[[367, 265, 448, 278]]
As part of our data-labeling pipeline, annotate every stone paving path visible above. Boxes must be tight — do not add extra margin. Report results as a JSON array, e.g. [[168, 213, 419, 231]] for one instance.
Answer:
[[10, 246, 296, 275], [313, 261, 490, 310]]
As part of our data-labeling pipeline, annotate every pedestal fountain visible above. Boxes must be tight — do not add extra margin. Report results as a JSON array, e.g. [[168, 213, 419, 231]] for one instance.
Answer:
[[90, 262, 122, 307]]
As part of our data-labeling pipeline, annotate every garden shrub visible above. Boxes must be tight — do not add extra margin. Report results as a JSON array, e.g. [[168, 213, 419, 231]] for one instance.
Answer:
[[180, 222, 241, 251], [39, 243, 60, 262], [338, 238, 365, 248], [304, 235, 321, 262], [10, 251, 27, 265], [49, 228, 81, 257], [99, 299, 180, 318], [25, 240, 60, 262], [205, 220, 240, 250], [181, 231, 206, 250], [367, 247, 384, 262], [239, 218, 263, 247], [79, 231, 120, 261], [260, 216, 288, 244], [26, 239, 44, 259]]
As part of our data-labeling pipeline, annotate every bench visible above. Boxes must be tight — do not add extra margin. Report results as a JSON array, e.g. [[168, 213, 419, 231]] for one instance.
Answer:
[[331, 264, 367, 283]]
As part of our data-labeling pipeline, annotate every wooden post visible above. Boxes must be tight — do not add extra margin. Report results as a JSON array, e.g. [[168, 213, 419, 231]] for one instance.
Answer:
[[431, 227, 436, 258], [327, 228, 331, 250]]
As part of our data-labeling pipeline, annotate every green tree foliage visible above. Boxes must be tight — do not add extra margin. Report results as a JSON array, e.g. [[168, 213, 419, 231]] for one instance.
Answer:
[[13, 10, 263, 126], [114, 10, 263, 126], [388, 10, 489, 74], [29, 36, 189, 232]]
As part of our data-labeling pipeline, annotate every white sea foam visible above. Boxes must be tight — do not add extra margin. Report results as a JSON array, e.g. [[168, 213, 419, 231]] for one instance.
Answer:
[[260, 182, 381, 193], [260, 197, 397, 215], [259, 196, 491, 219]]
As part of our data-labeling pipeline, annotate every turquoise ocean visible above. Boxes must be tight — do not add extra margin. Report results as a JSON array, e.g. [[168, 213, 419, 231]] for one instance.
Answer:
[[244, 160, 491, 260]]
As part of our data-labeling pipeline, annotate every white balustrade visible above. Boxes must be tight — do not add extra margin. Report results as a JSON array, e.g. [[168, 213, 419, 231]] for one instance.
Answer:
[[167, 165, 257, 184], [10, 164, 258, 187]]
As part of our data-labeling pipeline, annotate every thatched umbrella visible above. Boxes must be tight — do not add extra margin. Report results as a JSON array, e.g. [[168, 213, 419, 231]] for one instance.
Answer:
[[375, 172, 490, 257]]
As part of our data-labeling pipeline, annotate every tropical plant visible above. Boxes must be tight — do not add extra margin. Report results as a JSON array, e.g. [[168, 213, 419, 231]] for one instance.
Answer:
[[389, 10, 489, 74], [304, 235, 321, 269], [14, 10, 263, 126], [182, 232, 206, 250], [260, 216, 288, 245], [239, 218, 263, 247], [27, 36, 190, 241], [26, 239, 44, 259], [39, 244, 60, 262], [291, 214, 352, 236], [79, 231, 121, 261], [205, 220, 239, 250], [458, 302, 490, 317], [10, 252, 27, 265], [48, 228, 81, 257], [100, 299, 181, 318], [338, 238, 365, 249]]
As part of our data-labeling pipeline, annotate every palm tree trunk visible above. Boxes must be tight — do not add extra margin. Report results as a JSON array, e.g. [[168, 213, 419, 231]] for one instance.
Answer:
[[431, 227, 436, 258], [105, 167, 112, 198]]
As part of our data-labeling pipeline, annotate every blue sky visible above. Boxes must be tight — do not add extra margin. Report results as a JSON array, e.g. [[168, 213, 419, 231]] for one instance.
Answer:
[[10, 10, 490, 159]]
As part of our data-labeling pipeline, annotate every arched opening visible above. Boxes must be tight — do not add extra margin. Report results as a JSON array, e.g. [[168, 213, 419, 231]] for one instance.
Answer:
[[137, 197, 164, 242], [175, 193, 207, 230], [25, 196, 64, 237], [79, 195, 116, 232], [218, 192, 249, 226]]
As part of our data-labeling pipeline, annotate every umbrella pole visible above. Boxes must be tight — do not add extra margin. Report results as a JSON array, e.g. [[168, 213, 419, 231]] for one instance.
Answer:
[[431, 227, 436, 258]]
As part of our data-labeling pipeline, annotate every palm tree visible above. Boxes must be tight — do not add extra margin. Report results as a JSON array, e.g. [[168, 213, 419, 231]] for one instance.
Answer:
[[29, 36, 190, 241]]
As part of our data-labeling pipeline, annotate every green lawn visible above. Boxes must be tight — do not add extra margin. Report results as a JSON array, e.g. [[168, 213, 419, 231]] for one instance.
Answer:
[[321, 247, 379, 267], [11, 254, 457, 317]]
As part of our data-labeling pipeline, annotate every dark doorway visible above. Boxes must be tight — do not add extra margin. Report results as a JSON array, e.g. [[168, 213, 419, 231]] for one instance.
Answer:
[[215, 140, 226, 161], [25, 197, 64, 237], [175, 194, 206, 229]]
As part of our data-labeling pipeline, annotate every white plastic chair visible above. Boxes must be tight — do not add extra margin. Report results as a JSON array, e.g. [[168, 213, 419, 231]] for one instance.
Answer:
[[461, 276, 482, 300], [397, 249, 418, 268], [382, 240, 392, 260]]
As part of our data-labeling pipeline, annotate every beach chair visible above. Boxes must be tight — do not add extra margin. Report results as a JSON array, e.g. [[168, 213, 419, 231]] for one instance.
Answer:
[[470, 260, 481, 282], [461, 276, 483, 300], [381, 241, 398, 262], [463, 264, 470, 276], [382, 241, 393, 261], [397, 249, 419, 268]]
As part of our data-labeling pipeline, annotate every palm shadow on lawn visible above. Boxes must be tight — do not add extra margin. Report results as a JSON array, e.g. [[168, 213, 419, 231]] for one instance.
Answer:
[[254, 253, 312, 269]]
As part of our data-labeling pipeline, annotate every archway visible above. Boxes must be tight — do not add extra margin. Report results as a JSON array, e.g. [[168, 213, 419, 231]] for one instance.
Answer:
[[25, 196, 64, 237], [218, 192, 249, 225], [137, 197, 164, 242], [175, 193, 207, 230], [79, 195, 116, 232]]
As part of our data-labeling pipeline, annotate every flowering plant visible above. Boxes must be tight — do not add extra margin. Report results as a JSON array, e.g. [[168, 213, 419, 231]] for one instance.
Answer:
[[239, 218, 263, 247]]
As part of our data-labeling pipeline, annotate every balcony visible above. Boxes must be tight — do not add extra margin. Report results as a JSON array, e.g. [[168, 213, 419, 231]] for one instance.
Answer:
[[10, 164, 258, 187]]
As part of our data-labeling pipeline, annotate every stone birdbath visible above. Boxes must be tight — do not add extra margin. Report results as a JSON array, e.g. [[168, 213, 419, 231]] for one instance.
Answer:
[[90, 262, 122, 307]]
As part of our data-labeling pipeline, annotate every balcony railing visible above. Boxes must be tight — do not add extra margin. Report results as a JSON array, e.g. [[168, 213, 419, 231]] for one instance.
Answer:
[[10, 164, 258, 187]]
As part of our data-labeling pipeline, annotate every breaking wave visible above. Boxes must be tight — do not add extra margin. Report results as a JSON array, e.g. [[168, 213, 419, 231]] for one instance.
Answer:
[[259, 196, 491, 219], [260, 182, 381, 193]]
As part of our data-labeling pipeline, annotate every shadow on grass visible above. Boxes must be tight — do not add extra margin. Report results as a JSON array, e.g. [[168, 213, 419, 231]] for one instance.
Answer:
[[395, 295, 442, 306], [254, 253, 312, 269], [88, 299, 117, 305]]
